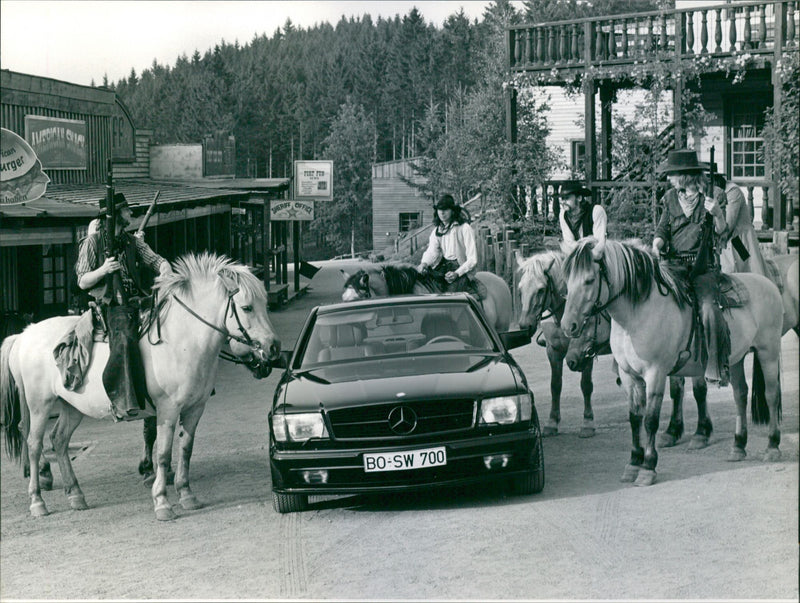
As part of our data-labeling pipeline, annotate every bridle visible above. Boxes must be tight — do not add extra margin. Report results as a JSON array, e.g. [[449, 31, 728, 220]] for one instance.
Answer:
[[573, 258, 622, 335], [171, 283, 272, 378]]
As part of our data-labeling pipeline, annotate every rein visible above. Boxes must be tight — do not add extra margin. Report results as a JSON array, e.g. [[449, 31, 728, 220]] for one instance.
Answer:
[[171, 292, 260, 349]]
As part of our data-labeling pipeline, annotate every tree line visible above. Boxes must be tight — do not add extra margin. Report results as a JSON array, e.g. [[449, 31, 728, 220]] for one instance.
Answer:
[[109, 0, 663, 255]]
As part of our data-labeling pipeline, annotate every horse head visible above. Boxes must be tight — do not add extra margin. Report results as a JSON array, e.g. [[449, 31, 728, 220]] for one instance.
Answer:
[[561, 237, 606, 338], [341, 269, 371, 301], [341, 265, 393, 301], [516, 250, 563, 334], [157, 253, 281, 379], [564, 312, 612, 372]]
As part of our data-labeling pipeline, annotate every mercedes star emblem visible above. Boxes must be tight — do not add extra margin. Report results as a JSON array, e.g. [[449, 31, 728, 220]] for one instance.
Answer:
[[388, 406, 418, 435]]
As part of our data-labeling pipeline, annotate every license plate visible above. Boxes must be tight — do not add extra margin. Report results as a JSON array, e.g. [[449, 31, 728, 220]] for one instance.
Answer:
[[363, 446, 447, 472]]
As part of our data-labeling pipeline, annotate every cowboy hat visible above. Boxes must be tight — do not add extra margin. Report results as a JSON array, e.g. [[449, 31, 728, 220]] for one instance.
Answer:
[[433, 194, 457, 210], [99, 192, 130, 211], [656, 149, 707, 174], [560, 181, 591, 197]]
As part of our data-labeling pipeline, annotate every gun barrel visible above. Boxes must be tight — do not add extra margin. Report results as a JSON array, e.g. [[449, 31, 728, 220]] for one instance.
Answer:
[[137, 191, 160, 235]]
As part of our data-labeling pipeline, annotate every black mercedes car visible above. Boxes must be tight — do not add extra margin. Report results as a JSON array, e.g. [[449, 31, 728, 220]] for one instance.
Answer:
[[268, 293, 544, 513]]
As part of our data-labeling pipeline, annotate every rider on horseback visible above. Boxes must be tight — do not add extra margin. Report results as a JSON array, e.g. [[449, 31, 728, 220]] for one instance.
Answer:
[[653, 149, 731, 387], [558, 181, 608, 252], [75, 193, 172, 420], [418, 194, 483, 299]]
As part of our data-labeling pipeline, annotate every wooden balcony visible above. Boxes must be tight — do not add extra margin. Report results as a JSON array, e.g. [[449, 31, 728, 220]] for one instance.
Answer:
[[508, 0, 798, 81]]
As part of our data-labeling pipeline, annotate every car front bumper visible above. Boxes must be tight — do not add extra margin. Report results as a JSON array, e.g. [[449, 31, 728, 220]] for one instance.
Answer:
[[270, 426, 541, 495]]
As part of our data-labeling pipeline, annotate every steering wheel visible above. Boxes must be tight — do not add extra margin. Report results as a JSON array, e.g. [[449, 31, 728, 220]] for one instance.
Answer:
[[426, 335, 463, 345]]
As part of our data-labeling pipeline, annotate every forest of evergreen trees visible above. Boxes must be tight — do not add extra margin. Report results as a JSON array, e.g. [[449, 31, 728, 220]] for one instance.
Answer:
[[108, 0, 663, 254]]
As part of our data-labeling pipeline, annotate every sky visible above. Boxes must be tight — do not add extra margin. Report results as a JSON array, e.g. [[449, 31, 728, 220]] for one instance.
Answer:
[[0, 1, 513, 87]]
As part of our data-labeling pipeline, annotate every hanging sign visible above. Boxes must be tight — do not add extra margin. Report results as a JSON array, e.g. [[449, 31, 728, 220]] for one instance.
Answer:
[[1, 127, 50, 205], [25, 115, 87, 170], [270, 199, 314, 221], [294, 160, 332, 200]]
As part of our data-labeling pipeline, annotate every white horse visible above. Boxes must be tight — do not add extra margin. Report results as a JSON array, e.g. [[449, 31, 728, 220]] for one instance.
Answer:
[[1, 252, 280, 521]]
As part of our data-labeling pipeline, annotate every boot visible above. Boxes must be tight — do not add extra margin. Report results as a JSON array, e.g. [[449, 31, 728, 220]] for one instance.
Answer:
[[103, 305, 143, 421], [702, 302, 730, 387]]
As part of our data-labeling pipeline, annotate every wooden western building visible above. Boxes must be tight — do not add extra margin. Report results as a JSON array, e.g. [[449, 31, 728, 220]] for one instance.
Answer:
[[1, 70, 292, 329]]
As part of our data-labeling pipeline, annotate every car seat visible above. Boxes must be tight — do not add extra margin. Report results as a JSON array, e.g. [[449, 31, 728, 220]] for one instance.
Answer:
[[317, 323, 373, 362]]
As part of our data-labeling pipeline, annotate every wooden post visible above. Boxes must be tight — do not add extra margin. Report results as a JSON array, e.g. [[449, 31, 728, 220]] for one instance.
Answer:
[[600, 84, 613, 181], [584, 21, 597, 187], [771, 1, 785, 231], [293, 221, 300, 294]]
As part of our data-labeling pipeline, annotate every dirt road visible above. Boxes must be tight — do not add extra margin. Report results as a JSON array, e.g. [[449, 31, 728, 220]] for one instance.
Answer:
[[1, 260, 797, 600]]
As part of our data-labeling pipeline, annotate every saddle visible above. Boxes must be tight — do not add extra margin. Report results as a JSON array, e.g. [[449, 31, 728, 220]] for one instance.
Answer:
[[52, 301, 156, 422], [669, 273, 745, 375]]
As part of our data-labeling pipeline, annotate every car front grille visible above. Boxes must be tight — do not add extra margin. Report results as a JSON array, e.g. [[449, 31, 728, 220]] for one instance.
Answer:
[[327, 399, 476, 439]]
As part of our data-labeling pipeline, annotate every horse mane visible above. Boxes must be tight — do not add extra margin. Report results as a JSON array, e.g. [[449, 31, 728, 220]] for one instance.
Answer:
[[518, 250, 564, 289], [152, 252, 266, 320], [564, 238, 692, 309], [379, 263, 441, 294]]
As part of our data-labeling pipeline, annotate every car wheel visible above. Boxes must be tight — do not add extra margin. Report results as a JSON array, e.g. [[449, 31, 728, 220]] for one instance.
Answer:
[[511, 409, 545, 495], [273, 491, 309, 513]]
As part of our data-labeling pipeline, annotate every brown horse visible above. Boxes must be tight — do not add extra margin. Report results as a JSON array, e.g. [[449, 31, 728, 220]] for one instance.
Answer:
[[562, 238, 783, 486], [516, 249, 712, 447]]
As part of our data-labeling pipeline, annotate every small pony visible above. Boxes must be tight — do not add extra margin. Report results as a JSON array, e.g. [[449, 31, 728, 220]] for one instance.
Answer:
[[1, 252, 281, 521], [562, 238, 783, 486]]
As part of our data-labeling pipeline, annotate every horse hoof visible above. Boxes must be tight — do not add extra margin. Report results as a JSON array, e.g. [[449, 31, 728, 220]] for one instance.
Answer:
[[688, 435, 709, 450], [658, 433, 680, 448], [763, 448, 781, 462], [155, 505, 177, 521], [30, 501, 49, 517], [579, 427, 595, 438], [179, 495, 203, 511], [727, 448, 747, 462], [542, 426, 558, 437], [620, 464, 640, 482], [634, 469, 657, 487], [68, 494, 88, 510]]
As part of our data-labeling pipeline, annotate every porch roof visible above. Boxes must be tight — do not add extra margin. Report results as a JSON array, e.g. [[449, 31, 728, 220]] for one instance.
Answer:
[[0, 179, 250, 219]]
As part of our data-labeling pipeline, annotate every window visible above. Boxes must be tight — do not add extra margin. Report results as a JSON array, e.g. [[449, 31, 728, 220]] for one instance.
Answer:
[[571, 140, 586, 174], [399, 212, 422, 233], [730, 106, 765, 179], [42, 244, 67, 305]]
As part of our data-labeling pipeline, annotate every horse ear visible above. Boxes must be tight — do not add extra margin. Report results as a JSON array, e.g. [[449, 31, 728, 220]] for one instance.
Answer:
[[591, 237, 606, 260], [359, 273, 370, 288], [340, 269, 351, 282], [515, 250, 525, 269], [219, 269, 240, 295]]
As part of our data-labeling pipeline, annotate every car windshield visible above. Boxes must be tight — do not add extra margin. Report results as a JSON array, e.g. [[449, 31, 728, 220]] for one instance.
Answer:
[[298, 301, 497, 368]]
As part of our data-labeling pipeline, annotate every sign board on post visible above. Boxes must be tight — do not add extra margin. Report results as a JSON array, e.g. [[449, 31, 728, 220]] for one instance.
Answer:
[[270, 199, 314, 221], [294, 160, 332, 200], [24, 115, 87, 170], [1, 127, 50, 205]]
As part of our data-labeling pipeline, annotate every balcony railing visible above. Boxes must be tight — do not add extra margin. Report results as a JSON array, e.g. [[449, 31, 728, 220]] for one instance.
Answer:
[[508, 0, 798, 77]]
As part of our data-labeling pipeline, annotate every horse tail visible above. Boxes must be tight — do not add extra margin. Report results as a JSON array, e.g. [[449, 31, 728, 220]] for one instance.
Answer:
[[750, 352, 781, 425], [0, 334, 25, 461]]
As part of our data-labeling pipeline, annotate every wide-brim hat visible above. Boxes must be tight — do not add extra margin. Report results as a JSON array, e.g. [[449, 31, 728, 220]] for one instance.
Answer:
[[434, 194, 457, 210], [657, 149, 707, 174], [560, 182, 591, 197], [99, 192, 129, 211]]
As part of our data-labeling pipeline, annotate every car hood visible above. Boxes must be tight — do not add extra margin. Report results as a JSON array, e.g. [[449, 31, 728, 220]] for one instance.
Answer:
[[276, 354, 522, 411]]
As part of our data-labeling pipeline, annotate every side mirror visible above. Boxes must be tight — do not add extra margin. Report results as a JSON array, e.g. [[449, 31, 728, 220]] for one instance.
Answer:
[[273, 350, 293, 369], [499, 330, 532, 351]]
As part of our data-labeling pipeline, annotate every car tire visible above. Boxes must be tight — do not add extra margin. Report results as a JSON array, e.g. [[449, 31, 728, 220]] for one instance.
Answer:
[[511, 408, 545, 495], [273, 491, 309, 513]]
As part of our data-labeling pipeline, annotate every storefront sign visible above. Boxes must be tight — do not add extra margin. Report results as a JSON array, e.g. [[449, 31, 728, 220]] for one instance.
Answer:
[[270, 199, 314, 221], [24, 115, 87, 170], [1, 127, 50, 205], [294, 160, 332, 200]]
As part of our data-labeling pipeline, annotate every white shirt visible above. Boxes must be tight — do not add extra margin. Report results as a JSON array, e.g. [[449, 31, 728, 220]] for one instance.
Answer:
[[420, 222, 478, 277], [559, 204, 608, 247]]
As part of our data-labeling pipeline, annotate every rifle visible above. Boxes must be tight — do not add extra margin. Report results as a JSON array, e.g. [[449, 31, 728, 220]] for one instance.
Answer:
[[105, 159, 126, 306], [136, 191, 160, 237], [690, 147, 717, 278]]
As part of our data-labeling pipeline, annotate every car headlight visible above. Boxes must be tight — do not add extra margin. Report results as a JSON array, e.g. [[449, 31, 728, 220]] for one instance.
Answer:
[[479, 394, 532, 425], [272, 412, 329, 443]]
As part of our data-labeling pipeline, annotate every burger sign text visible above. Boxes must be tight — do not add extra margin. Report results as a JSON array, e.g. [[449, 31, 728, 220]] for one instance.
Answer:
[[1, 128, 50, 205]]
